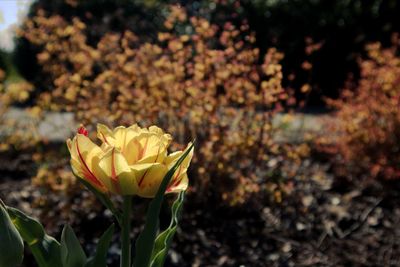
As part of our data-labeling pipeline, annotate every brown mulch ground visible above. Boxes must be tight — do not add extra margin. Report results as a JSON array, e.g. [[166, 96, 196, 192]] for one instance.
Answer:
[[1, 157, 400, 267]]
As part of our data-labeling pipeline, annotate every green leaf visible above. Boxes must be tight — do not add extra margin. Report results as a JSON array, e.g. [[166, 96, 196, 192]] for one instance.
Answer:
[[78, 178, 122, 225], [133, 142, 194, 267], [84, 224, 115, 267], [61, 224, 87, 267], [150, 191, 185, 267], [6, 206, 62, 267], [0, 201, 24, 267]]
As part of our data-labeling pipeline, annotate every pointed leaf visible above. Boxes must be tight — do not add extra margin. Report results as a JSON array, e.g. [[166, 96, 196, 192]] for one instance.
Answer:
[[84, 224, 115, 267], [133, 143, 194, 267], [61, 224, 87, 267], [0, 201, 24, 267], [6, 207, 62, 267], [150, 191, 185, 267]]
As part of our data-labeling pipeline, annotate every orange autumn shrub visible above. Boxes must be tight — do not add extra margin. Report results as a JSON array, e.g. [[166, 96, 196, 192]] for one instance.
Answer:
[[324, 36, 400, 180], [0, 69, 39, 152], [17, 5, 301, 205]]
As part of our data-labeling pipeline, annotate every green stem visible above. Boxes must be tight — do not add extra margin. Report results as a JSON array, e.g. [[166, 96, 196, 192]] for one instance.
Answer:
[[30, 245, 48, 267], [121, 196, 132, 267]]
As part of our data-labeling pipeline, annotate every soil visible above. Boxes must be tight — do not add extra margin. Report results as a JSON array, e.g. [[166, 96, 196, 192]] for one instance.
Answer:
[[1, 157, 400, 267]]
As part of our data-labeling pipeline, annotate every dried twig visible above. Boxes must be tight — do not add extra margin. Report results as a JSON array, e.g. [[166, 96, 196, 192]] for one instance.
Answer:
[[339, 198, 382, 238]]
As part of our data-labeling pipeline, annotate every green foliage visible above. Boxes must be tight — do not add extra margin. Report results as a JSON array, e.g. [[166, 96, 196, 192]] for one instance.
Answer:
[[61, 225, 87, 267], [6, 206, 62, 267], [134, 143, 194, 267], [151, 191, 185, 267], [0, 201, 24, 267], [84, 224, 115, 267], [1, 199, 116, 267]]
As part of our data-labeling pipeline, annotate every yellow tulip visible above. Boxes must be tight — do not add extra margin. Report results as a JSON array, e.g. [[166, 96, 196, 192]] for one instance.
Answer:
[[67, 124, 193, 197]]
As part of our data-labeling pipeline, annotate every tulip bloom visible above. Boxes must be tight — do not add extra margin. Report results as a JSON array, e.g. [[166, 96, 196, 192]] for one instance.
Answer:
[[67, 124, 193, 197]]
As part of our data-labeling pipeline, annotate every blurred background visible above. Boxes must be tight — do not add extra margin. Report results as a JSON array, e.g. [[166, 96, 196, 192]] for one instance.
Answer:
[[1, 0, 400, 266]]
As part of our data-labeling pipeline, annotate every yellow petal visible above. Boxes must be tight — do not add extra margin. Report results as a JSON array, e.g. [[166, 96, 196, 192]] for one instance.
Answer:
[[165, 143, 193, 190], [125, 132, 167, 164], [98, 124, 142, 155], [131, 163, 168, 198], [148, 125, 163, 134], [123, 138, 143, 165], [165, 151, 181, 165], [112, 126, 127, 149], [136, 141, 167, 164], [166, 143, 194, 169], [167, 171, 188, 194], [149, 125, 172, 146], [117, 127, 142, 154], [69, 157, 85, 180], [97, 123, 116, 146], [128, 123, 141, 131], [112, 126, 126, 137], [66, 135, 106, 192], [95, 147, 138, 195]]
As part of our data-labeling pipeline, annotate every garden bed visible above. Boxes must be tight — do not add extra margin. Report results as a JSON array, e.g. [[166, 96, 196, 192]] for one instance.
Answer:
[[1, 156, 399, 267]]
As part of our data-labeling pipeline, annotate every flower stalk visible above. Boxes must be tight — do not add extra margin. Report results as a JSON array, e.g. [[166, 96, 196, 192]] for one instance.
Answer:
[[120, 195, 132, 267]]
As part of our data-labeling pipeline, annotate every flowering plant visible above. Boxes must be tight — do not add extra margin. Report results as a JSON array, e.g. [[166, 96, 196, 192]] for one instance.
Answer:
[[321, 37, 400, 180], [0, 124, 194, 267], [17, 5, 291, 205]]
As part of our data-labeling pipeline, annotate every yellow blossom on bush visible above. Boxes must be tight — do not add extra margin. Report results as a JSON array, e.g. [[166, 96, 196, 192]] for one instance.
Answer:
[[67, 124, 193, 197]]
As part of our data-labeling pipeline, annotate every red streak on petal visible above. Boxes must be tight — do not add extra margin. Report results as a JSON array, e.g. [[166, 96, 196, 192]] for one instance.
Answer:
[[130, 140, 141, 163], [138, 168, 150, 187], [172, 176, 183, 187], [100, 132, 111, 145], [172, 165, 183, 184], [166, 177, 184, 192], [138, 138, 149, 160], [76, 139, 104, 190], [110, 148, 121, 193], [166, 165, 183, 192], [154, 144, 162, 163]]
